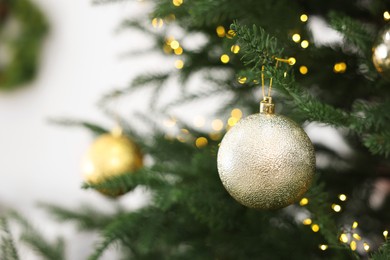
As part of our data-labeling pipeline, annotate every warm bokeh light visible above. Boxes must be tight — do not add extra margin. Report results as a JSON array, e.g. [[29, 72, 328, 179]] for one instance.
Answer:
[[288, 57, 296, 65], [300, 14, 308, 22], [228, 117, 238, 127], [292, 33, 301, 42], [363, 242, 370, 252], [339, 194, 347, 201], [384, 11, 390, 21], [231, 108, 242, 118], [216, 26, 226, 37], [195, 137, 208, 148], [175, 59, 184, 69], [302, 218, 312, 225], [299, 197, 309, 206], [152, 18, 164, 28], [301, 40, 309, 48], [384, 230, 388, 239], [333, 62, 347, 73], [350, 241, 357, 251], [170, 40, 180, 49], [174, 47, 183, 55], [339, 233, 348, 243], [238, 76, 247, 84], [299, 66, 308, 75], [172, 0, 183, 7], [231, 45, 240, 54], [352, 221, 358, 229], [353, 233, 361, 241], [331, 204, 341, 212], [319, 244, 328, 251], [220, 54, 230, 63], [311, 224, 320, 232], [212, 119, 224, 131]]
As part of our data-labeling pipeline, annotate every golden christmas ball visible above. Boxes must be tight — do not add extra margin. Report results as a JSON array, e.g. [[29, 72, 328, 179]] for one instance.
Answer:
[[372, 25, 390, 80], [81, 128, 143, 196], [217, 101, 315, 210]]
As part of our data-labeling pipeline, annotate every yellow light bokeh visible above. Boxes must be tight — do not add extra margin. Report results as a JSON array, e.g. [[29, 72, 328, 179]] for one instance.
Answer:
[[319, 244, 328, 251], [195, 137, 208, 148], [152, 18, 164, 28], [226, 29, 236, 39], [334, 62, 347, 73], [299, 197, 309, 206], [384, 11, 390, 21], [216, 26, 226, 37], [172, 0, 183, 6], [165, 36, 174, 45], [384, 230, 388, 239], [220, 54, 230, 63], [350, 241, 357, 251], [363, 242, 370, 252], [193, 116, 205, 127], [339, 194, 347, 201], [174, 47, 183, 55], [238, 76, 247, 84], [340, 233, 348, 243], [231, 108, 243, 118], [303, 218, 312, 225], [231, 45, 240, 54], [299, 66, 308, 75], [228, 117, 238, 127], [301, 40, 309, 48], [175, 60, 184, 69], [311, 224, 320, 232], [300, 14, 308, 22], [292, 33, 301, 42], [352, 221, 358, 229], [170, 40, 180, 49], [288, 57, 296, 65], [209, 132, 221, 141], [332, 204, 341, 212], [212, 119, 224, 131], [353, 233, 362, 241]]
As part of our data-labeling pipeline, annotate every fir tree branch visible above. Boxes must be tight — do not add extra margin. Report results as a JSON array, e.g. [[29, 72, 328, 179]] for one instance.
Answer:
[[371, 239, 390, 260], [0, 217, 19, 260], [49, 118, 109, 136]]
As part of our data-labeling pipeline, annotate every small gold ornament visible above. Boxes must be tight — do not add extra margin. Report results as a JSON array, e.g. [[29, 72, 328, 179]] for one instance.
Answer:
[[372, 25, 390, 80], [81, 127, 143, 196], [217, 63, 315, 210]]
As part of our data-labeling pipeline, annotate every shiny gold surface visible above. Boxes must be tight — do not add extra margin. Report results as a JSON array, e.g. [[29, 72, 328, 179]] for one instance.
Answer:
[[373, 26, 390, 80], [217, 113, 315, 210], [81, 133, 143, 196]]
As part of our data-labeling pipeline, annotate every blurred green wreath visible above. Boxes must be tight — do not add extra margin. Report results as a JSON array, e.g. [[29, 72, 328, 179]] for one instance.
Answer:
[[0, 0, 48, 91]]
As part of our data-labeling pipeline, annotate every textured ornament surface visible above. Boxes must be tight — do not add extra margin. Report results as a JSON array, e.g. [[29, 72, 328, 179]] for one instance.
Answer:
[[372, 25, 390, 80], [217, 113, 315, 210], [81, 133, 143, 196]]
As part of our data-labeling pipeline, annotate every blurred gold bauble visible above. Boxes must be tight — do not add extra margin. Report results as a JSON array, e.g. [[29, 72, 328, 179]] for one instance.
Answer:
[[372, 25, 390, 80], [217, 104, 315, 210], [81, 128, 143, 197]]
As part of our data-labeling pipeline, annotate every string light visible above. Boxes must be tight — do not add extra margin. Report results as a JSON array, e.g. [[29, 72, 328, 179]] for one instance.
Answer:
[[228, 117, 239, 127], [174, 47, 183, 55], [384, 11, 390, 21], [311, 224, 320, 232], [226, 29, 236, 39], [300, 14, 308, 22], [333, 62, 347, 73], [319, 244, 328, 251], [353, 233, 362, 241], [383, 230, 388, 239], [288, 57, 296, 65], [170, 40, 180, 49], [220, 54, 230, 63], [363, 242, 370, 252], [302, 218, 312, 225], [209, 132, 221, 141], [152, 18, 164, 28], [172, 0, 183, 7], [292, 33, 301, 42], [339, 233, 348, 243], [231, 45, 240, 54], [301, 40, 309, 48], [195, 137, 208, 148], [331, 204, 341, 212], [212, 119, 224, 131], [231, 108, 242, 118], [216, 26, 226, 37], [238, 76, 247, 84], [339, 194, 347, 201], [352, 221, 358, 229], [175, 60, 184, 69], [299, 197, 309, 206], [299, 66, 308, 75], [350, 241, 357, 251]]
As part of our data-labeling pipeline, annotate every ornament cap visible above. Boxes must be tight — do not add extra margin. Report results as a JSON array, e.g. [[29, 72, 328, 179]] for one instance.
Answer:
[[111, 125, 123, 137], [260, 97, 275, 114]]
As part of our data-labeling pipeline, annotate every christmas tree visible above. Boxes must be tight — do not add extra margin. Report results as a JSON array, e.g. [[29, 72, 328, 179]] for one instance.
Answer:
[[1, 0, 390, 259]]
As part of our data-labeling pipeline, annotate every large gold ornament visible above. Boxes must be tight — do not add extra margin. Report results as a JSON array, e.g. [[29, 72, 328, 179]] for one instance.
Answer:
[[217, 98, 315, 210], [372, 25, 390, 80], [81, 127, 143, 196]]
